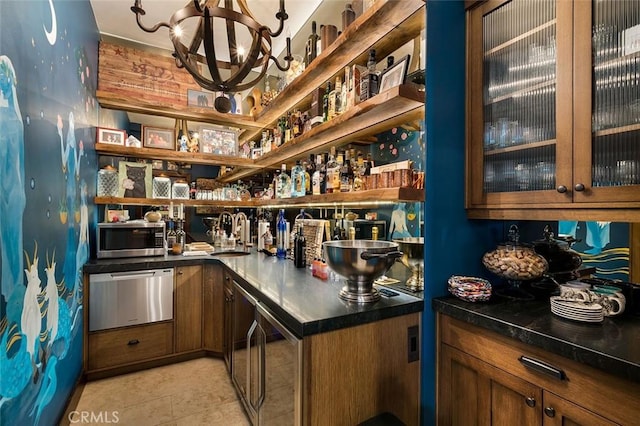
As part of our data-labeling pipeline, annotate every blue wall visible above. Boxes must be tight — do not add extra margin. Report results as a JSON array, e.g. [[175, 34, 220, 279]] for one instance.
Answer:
[[0, 1, 99, 424]]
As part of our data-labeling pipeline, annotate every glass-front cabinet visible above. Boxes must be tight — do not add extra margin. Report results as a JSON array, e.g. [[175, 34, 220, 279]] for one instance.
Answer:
[[467, 0, 640, 213]]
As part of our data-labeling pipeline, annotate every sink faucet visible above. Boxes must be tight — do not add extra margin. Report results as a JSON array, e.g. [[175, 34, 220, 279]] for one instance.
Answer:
[[233, 212, 249, 248], [216, 211, 234, 234]]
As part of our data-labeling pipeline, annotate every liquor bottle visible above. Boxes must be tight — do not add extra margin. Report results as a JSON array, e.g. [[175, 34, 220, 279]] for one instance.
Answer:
[[312, 154, 323, 195], [284, 112, 293, 144], [305, 21, 319, 67], [322, 81, 332, 122], [293, 111, 303, 138], [360, 49, 380, 102], [166, 220, 177, 251], [276, 209, 287, 259], [319, 153, 327, 194], [334, 76, 343, 116], [175, 220, 186, 252], [340, 149, 354, 192], [277, 164, 292, 199], [332, 150, 343, 192], [304, 155, 314, 195], [386, 55, 395, 70], [328, 79, 338, 120], [291, 159, 306, 197], [273, 121, 282, 148], [294, 222, 306, 268], [325, 147, 338, 193], [353, 151, 365, 191], [341, 70, 349, 113], [342, 3, 356, 32], [280, 116, 288, 146]]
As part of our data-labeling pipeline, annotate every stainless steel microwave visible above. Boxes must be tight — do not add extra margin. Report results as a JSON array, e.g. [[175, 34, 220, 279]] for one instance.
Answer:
[[97, 220, 165, 259]]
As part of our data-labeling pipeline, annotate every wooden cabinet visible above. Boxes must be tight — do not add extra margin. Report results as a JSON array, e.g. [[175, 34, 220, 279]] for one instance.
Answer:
[[174, 265, 203, 353], [202, 264, 224, 353], [223, 272, 233, 372], [94, 0, 426, 209], [87, 322, 174, 371], [437, 314, 640, 425], [466, 0, 640, 221]]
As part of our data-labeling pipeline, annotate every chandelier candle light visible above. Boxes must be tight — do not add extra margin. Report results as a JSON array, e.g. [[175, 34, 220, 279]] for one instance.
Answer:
[[131, 0, 293, 112]]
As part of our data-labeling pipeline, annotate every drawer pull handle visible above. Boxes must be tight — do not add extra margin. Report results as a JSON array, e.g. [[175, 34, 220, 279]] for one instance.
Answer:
[[127, 339, 140, 346], [525, 397, 536, 408], [519, 355, 565, 381], [544, 407, 556, 418]]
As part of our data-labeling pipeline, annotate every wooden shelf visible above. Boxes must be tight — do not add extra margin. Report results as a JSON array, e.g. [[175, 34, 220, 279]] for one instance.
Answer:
[[484, 139, 556, 156], [95, 143, 260, 168], [593, 122, 640, 138], [94, 187, 424, 208], [218, 84, 425, 183]]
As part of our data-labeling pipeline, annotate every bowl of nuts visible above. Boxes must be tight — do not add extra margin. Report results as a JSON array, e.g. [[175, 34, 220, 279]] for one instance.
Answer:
[[482, 225, 548, 300]]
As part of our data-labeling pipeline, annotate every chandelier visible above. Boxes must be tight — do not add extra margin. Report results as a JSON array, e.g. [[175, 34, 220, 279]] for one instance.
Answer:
[[131, 0, 293, 111]]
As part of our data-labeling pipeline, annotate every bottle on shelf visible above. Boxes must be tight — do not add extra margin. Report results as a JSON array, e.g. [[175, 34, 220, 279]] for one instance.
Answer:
[[340, 149, 354, 192], [276, 209, 287, 259], [277, 163, 292, 199], [333, 150, 344, 191], [328, 78, 339, 120], [305, 21, 320, 67], [284, 112, 293, 144], [166, 220, 177, 252], [304, 155, 315, 195], [353, 151, 366, 191], [385, 55, 395, 71], [334, 76, 343, 116], [312, 154, 323, 195], [323, 81, 332, 122], [360, 49, 380, 102], [342, 3, 356, 32], [175, 220, 186, 252], [291, 159, 306, 198], [325, 147, 339, 193], [294, 221, 306, 268]]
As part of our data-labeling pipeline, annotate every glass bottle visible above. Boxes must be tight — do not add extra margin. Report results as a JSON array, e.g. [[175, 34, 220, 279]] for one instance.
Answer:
[[175, 220, 186, 252], [305, 21, 319, 67], [304, 155, 314, 195], [277, 163, 292, 199], [312, 154, 323, 195], [166, 220, 177, 251], [325, 147, 338, 193], [291, 159, 306, 197], [340, 149, 353, 192], [360, 49, 380, 102], [342, 3, 356, 32], [333, 150, 344, 192], [353, 151, 365, 191], [294, 222, 306, 268], [276, 209, 287, 259], [328, 79, 338, 120], [334, 76, 343, 116], [323, 81, 332, 122]]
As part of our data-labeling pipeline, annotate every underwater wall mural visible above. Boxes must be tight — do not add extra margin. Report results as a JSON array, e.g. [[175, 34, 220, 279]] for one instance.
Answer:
[[0, 1, 99, 424]]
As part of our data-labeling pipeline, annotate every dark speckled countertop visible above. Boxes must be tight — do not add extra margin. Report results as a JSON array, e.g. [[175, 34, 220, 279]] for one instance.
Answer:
[[83, 249, 423, 338], [433, 297, 640, 383]]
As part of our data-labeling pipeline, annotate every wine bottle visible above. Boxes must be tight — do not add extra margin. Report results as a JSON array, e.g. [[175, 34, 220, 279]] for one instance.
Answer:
[[294, 222, 306, 268], [323, 81, 332, 122], [305, 21, 319, 67], [360, 49, 380, 102], [276, 209, 287, 259]]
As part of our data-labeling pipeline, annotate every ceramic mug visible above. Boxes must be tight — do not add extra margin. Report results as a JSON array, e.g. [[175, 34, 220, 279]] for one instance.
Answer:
[[590, 289, 626, 316], [559, 282, 592, 301]]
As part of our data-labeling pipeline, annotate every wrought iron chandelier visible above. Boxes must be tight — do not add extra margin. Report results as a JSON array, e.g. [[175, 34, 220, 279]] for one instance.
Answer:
[[131, 0, 293, 111]]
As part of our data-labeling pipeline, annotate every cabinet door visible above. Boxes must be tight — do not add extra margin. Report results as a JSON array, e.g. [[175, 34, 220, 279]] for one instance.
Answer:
[[439, 344, 542, 426], [573, 1, 640, 203], [203, 264, 224, 353], [175, 265, 203, 352], [542, 391, 619, 426], [223, 277, 233, 372], [467, 0, 574, 207]]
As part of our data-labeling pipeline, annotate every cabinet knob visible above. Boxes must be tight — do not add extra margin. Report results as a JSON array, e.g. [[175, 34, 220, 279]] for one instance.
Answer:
[[127, 339, 140, 346], [525, 397, 536, 408], [556, 185, 567, 193], [544, 407, 556, 418], [574, 183, 585, 192], [178, 270, 183, 275]]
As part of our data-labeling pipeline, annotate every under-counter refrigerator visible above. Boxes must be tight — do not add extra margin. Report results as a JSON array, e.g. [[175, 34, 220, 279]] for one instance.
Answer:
[[231, 281, 302, 425]]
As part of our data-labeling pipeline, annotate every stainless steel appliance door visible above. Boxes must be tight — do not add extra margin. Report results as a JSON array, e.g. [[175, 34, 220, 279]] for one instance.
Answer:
[[231, 281, 259, 425], [89, 269, 174, 332], [256, 303, 302, 426]]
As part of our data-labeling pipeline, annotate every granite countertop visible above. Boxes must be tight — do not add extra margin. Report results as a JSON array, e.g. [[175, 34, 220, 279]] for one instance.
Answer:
[[433, 296, 640, 383], [84, 249, 424, 339]]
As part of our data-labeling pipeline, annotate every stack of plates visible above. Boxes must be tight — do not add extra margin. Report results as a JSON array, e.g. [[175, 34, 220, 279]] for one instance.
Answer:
[[550, 296, 604, 323], [448, 276, 492, 302]]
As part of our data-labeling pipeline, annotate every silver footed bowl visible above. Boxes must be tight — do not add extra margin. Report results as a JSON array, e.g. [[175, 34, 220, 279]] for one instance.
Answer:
[[393, 237, 424, 291], [323, 240, 402, 303]]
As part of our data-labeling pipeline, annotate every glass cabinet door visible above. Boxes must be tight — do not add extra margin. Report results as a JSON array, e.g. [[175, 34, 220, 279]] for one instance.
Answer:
[[467, 0, 573, 207], [574, 0, 640, 203]]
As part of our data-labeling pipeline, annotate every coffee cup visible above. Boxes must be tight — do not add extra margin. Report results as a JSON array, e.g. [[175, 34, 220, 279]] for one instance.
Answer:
[[590, 289, 626, 316]]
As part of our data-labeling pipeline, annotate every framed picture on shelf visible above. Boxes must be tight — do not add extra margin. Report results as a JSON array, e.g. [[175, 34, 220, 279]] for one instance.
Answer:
[[117, 161, 152, 198], [187, 89, 214, 108], [379, 54, 411, 93], [199, 126, 238, 156], [251, 147, 263, 159], [143, 126, 175, 150], [97, 127, 126, 145], [151, 159, 164, 170]]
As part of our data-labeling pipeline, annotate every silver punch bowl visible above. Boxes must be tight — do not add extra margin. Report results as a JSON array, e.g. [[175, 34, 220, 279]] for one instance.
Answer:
[[393, 237, 424, 291], [323, 240, 402, 303]]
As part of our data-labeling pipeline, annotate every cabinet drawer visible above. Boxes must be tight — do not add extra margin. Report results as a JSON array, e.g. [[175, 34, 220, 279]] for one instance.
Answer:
[[88, 321, 174, 370], [439, 314, 640, 426]]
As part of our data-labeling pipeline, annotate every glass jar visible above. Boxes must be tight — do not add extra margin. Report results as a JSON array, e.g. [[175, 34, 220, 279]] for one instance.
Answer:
[[171, 180, 190, 199], [152, 176, 171, 199], [97, 165, 118, 197]]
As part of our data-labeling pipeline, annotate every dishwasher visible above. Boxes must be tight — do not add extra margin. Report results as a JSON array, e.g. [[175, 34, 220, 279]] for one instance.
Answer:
[[89, 268, 174, 332]]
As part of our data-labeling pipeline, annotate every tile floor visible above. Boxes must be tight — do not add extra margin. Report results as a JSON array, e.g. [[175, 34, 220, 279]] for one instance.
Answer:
[[73, 358, 250, 426]]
